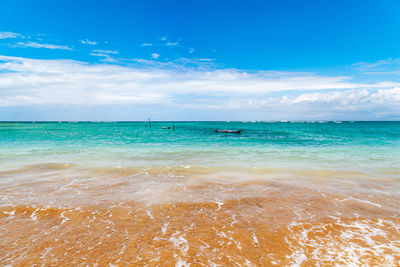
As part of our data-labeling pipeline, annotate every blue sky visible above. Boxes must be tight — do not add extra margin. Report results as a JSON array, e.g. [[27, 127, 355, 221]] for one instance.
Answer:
[[0, 0, 400, 120]]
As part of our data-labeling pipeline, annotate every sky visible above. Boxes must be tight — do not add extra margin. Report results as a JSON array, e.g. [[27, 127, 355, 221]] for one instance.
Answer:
[[0, 0, 400, 121]]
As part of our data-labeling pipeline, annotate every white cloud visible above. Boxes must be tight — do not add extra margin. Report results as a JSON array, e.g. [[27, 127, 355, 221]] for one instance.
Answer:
[[197, 58, 214, 62], [92, 49, 118, 54], [90, 53, 107, 57], [161, 37, 167, 41], [0, 31, 24, 39], [151, 53, 160, 59], [12, 41, 73, 50], [172, 58, 217, 69], [189, 47, 195, 53], [355, 58, 400, 69], [263, 88, 400, 118], [173, 88, 400, 120], [0, 55, 399, 119], [142, 40, 178, 47], [80, 39, 97, 45], [354, 58, 400, 75], [89, 52, 117, 63]]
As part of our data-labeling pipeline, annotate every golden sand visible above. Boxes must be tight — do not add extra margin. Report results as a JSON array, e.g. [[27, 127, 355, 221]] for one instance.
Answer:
[[1, 165, 400, 265], [1, 192, 399, 266]]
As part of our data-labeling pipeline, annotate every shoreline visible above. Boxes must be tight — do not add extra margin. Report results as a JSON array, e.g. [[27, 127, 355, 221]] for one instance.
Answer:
[[2, 194, 399, 266], [1, 166, 400, 265], [1, 122, 399, 265]]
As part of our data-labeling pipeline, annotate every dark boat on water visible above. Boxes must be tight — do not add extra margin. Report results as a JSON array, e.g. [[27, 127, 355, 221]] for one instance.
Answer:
[[214, 129, 242, 134]]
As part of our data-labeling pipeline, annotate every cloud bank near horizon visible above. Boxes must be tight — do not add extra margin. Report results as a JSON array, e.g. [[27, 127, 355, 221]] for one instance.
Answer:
[[0, 55, 399, 120]]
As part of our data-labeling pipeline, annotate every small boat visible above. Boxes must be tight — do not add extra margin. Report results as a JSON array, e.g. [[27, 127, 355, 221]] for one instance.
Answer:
[[162, 126, 171, 129], [214, 129, 242, 134]]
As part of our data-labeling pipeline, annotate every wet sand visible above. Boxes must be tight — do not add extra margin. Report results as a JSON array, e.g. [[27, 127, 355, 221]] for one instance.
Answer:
[[1, 166, 400, 266]]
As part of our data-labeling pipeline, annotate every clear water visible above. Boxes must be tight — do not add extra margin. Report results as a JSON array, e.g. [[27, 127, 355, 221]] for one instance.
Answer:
[[1, 121, 400, 265], [1, 121, 399, 176]]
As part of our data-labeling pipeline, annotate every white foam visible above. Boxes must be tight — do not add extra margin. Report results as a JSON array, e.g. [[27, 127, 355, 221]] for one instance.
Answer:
[[169, 231, 189, 255], [175, 258, 190, 267], [146, 209, 154, 220], [119, 244, 126, 255], [161, 222, 169, 234], [339, 197, 382, 208], [30, 208, 39, 221], [252, 232, 259, 246], [2, 210, 15, 216], [60, 211, 70, 224], [285, 218, 400, 266], [231, 214, 239, 226], [215, 201, 224, 210], [244, 258, 255, 266]]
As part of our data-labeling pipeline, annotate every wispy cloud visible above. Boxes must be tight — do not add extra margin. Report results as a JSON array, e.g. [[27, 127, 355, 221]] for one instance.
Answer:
[[151, 53, 160, 59], [89, 53, 117, 63], [0, 54, 399, 120], [0, 31, 24, 39], [141, 41, 179, 47], [355, 58, 400, 69], [354, 58, 400, 74], [12, 41, 73, 50], [92, 49, 118, 54], [172, 57, 217, 69], [89, 53, 109, 57], [80, 39, 97, 45], [141, 37, 180, 48]]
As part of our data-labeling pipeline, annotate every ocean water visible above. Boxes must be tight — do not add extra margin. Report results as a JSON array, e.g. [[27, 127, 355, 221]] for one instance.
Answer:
[[1, 121, 400, 265]]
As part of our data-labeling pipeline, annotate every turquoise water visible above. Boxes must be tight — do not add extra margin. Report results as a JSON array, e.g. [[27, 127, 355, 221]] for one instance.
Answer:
[[1, 121, 399, 176], [1, 122, 400, 265]]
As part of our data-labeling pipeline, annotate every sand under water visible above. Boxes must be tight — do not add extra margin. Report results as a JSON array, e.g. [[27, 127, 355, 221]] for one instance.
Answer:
[[1, 164, 399, 266], [0, 121, 399, 265]]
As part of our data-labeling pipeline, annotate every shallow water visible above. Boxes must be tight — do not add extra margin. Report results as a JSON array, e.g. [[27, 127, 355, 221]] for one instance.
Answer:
[[0, 121, 399, 265]]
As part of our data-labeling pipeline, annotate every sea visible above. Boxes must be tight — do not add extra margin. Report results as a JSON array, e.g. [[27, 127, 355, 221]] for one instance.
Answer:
[[0, 121, 399, 265]]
